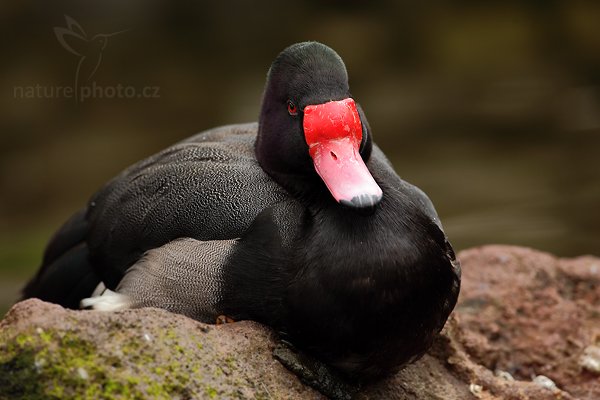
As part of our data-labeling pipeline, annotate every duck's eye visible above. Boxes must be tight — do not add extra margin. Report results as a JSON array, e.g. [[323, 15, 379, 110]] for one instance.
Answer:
[[287, 100, 298, 116]]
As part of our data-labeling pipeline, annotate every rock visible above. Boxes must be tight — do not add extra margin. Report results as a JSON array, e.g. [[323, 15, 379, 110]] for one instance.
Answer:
[[580, 345, 600, 374], [0, 245, 598, 399], [0, 299, 319, 400], [456, 245, 600, 400]]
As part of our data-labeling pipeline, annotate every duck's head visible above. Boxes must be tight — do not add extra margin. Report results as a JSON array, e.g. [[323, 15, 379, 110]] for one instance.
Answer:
[[256, 42, 383, 209]]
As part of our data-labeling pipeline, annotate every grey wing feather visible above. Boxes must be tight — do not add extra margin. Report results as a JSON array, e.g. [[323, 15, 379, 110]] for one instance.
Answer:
[[115, 237, 237, 323]]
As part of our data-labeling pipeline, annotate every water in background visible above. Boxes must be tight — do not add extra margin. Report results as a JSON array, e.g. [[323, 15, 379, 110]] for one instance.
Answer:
[[1, 2, 599, 314]]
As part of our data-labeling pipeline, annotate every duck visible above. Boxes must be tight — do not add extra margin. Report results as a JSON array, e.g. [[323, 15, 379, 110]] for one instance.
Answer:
[[22, 41, 460, 381]]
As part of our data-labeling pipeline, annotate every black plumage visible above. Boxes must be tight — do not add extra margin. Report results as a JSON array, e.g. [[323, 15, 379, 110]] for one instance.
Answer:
[[22, 42, 460, 380]]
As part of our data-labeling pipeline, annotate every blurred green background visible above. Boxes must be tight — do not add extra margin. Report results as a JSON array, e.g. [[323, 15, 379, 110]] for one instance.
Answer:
[[1, 1, 599, 315]]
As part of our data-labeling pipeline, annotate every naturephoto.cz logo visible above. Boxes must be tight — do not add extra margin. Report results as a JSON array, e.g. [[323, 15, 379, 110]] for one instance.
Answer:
[[13, 15, 160, 103]]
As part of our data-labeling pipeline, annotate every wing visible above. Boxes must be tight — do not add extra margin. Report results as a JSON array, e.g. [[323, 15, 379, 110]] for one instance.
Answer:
[[82, 237, 237, 322], [83, 201, 304, 325], [86, 123, 290, 288], [21, 209, 101, 309]]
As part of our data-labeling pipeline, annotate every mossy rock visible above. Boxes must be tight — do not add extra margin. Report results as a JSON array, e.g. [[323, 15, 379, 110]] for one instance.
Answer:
[[0, 300, 316, 400]]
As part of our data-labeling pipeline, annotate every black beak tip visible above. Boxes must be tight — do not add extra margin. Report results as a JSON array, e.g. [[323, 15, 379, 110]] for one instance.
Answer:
[[340, 193, 382, 210]]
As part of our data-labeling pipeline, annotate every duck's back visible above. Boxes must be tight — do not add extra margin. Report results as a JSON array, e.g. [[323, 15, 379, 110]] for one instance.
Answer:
[[86, 123, 288, 287]]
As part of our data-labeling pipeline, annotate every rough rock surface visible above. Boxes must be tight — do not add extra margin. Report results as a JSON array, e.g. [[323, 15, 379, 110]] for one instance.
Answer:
[[455, 245, 600, 400], [0, 245, 598, 399]]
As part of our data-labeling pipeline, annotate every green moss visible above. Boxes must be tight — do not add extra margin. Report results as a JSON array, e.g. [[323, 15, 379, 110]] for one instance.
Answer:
[[0, 329, 161, 399], [0, 322, 253, 399], [205, 385, 218, 398], [174, 344, 185, 354], [0, 347, 45, 399], [225, 355, 236, 370], [145, 381, 171, 399], [126, 376, 141, 386], [163, 329, 178, 342], [15, 333, 33, 347], [38, 329, 53, 344], [153, 366, 164, 375]]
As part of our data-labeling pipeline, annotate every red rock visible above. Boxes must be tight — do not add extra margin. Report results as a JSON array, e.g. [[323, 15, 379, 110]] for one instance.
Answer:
[[456, 245, 600, 400]]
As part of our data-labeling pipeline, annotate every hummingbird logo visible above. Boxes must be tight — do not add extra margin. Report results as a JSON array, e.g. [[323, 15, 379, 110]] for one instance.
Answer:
[[54, 15, 128, 101]]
